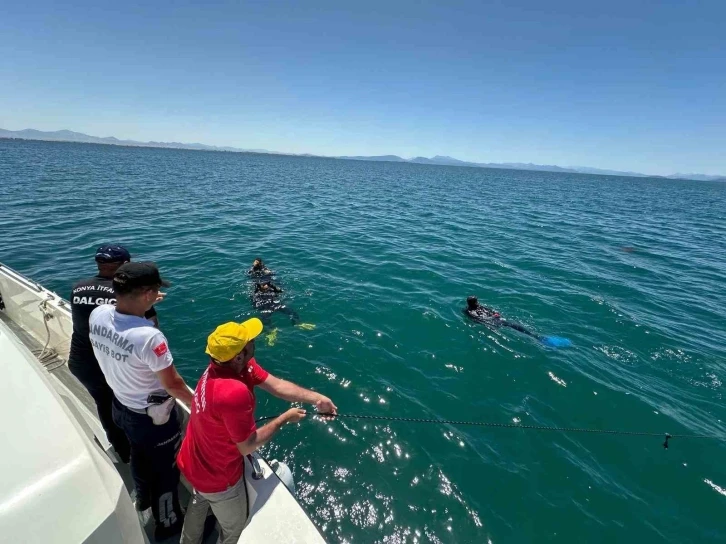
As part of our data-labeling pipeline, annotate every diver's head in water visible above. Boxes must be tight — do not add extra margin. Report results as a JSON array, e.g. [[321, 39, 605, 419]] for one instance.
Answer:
[[467, 296, 479, 310], [252, 258, 264, 270], [255, 282, 277, 293]]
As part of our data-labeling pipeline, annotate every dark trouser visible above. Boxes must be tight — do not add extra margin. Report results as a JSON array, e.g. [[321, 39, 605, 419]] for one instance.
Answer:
[[112, 397, 185, 537], [69, 360, 131, 463]]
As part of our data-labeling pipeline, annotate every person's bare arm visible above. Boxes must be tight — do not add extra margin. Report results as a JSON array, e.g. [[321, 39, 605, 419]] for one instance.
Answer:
[[149, 294, 166, 328], [259, 374, 338, 414], [236, 408, 306, 456], [155, 365, 193, 405]]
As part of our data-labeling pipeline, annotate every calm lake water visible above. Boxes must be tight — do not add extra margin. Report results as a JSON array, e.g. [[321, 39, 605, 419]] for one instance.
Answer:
[[2, 138, 725, 543]]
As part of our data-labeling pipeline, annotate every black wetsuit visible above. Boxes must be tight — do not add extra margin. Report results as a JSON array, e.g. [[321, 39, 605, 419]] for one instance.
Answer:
[[69, 275, 157, 462], [464, 304, 538, 338], [247, 265, 274, 280], [251, 282, 299, 324]]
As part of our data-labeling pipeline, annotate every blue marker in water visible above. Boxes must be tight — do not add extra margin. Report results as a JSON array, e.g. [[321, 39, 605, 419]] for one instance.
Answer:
[[464, 296, 572, 348]]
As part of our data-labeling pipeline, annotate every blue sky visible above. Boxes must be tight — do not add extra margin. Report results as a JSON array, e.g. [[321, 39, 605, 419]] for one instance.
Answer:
[[1, 1, 724, 175]]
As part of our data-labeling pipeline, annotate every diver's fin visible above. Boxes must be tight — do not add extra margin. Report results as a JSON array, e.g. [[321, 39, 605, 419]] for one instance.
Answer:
[[541, 336, 572, 348], [266, 328, 279, 347]]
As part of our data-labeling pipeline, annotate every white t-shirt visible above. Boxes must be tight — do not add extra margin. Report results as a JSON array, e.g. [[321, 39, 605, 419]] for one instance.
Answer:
[[89, 304, 173, 410]]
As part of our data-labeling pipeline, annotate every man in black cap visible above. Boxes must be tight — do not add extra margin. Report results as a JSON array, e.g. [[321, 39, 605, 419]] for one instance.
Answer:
[[89, 261, 192, 540], [69, 244, 160, 464]]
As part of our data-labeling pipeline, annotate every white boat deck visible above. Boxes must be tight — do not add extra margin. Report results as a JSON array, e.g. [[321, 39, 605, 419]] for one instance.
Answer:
[[0, 316, 145, 543]]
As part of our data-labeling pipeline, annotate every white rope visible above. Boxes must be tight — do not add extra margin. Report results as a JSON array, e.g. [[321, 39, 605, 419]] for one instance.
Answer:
[[36, 298, 53, 360], [32, 297, 65, 372]]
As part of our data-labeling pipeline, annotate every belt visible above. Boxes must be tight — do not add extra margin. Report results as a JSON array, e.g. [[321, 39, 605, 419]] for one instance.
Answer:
[[114, 398, 148, 414]]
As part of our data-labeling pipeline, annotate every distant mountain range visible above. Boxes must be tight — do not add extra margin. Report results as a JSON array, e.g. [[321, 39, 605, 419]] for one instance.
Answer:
[[1, 128, 724, 182], [337, 154, 726, 181], [0, 128, 274, 154]]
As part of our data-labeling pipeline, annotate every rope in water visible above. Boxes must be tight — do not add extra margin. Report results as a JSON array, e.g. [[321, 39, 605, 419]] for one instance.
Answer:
[[255, 412, 726, 449]]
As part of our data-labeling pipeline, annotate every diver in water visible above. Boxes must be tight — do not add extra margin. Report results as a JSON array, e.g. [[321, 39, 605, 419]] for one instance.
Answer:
[[464, 296, 571, 347], [254, 281, 282, 300], [248, 258, 274, 278], [464, 296, 536, 337], [252, 281, 299, 325]]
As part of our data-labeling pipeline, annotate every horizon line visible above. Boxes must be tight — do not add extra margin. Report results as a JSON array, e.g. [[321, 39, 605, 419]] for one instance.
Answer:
[[0, 127, 723, 183]]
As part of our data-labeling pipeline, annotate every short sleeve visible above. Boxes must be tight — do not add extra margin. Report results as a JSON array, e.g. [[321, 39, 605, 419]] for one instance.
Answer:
[[246, 358, 269, 386], [70, 285, 84, 325], [89, 304, 108, 325], [142, 331, 174, 372], [217, 383, 257, 443]]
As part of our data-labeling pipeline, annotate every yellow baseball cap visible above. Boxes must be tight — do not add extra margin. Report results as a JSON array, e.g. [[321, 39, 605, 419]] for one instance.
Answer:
[[205, 318, 263, 363]]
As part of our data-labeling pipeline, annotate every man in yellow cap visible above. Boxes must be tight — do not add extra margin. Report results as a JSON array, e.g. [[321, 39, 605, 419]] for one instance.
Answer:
[[177, 318, 337, 544]]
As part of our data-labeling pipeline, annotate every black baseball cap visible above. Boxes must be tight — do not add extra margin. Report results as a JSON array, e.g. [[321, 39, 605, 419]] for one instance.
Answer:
[[95, 244, 131, 263], [113, 262, 170, 291]]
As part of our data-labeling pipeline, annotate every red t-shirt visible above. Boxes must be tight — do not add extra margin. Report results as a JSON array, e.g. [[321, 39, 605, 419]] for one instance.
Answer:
[[177, 358, 269, 493]]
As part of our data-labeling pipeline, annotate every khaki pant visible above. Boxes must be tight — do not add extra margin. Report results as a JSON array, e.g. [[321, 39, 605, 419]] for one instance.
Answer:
[[180, 477, 248, 544]]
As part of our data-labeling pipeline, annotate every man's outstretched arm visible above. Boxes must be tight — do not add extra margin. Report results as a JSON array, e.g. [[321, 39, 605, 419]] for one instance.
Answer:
[[236, 408, 306, 456], [259, 374, 338, 414]]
